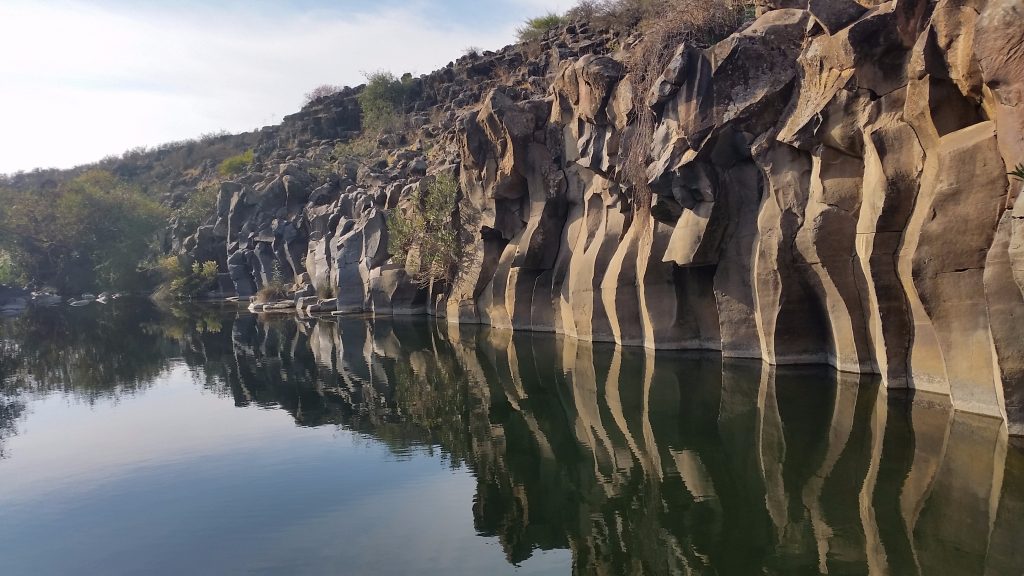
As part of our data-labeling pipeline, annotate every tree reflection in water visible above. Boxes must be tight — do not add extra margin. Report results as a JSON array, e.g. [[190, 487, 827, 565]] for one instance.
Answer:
[[1, 303, 1022, 575]]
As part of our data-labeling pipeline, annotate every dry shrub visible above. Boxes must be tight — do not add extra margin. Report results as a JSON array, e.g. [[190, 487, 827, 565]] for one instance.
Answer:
[[304, 84, 343, 105], [568, 0, 746, 37], [567, 0, 648, 30], [254, 282, 289, 304], [569, 0, 749, 212], [254, 261, 290, 303]]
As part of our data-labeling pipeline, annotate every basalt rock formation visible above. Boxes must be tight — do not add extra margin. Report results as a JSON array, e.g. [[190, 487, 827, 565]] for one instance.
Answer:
[[181, 0, 1024, 435]]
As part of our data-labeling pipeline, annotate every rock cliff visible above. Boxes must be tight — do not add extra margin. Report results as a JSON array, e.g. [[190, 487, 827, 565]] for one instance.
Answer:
[[181, 0, 1024, 435]]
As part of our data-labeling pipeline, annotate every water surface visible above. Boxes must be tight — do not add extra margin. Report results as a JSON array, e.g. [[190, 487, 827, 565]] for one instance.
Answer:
[[0, 302, 1021, 575]]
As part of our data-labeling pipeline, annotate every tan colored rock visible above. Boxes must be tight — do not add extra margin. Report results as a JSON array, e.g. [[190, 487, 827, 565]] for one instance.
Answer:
[[795, 145, 875, 373], [368, 264, 424, 315], [976, 0, 1024, 178], [297, 0, 1024, 436], [855, 87, 922, 389], [899, 121, 1008, 416], [712, 161, 763, 358], [753, 143, 829, 365], [985, 212, 1024, 435]]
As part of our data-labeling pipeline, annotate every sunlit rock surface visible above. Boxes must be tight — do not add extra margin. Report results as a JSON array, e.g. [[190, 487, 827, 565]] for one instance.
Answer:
[[184, 2, 1024, 434]]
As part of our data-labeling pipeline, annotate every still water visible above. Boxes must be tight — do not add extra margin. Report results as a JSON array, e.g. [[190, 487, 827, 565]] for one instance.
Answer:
[[0, 302, 1021, 576]]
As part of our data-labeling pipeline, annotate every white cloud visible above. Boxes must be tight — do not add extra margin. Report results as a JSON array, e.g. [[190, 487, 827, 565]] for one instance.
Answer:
[[0, 1, 541, 173]]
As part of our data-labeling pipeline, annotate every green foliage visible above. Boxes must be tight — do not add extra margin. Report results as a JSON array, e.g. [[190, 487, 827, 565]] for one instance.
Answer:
[[217, 149, 254, 177], [0, 170, 167, 292], [307, 164, 335, 187], [1010, 163, 1024, 182], [387, 174, 462, 286], [358, 71, 414, 135], [334, 136, 379, 164], [0, 250, 19, 286], [516, 12, 567, 42], [175, 185, 218, 232], [159, 256, 219, 299]]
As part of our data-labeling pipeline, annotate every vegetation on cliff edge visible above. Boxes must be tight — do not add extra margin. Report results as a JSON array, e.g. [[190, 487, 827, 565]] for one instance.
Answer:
[[304, 84, 343, 104], [516, 12, 569, 42], [358, 71, 415, 135], [218, 149, 254, 176], [173, 185, 218, 232], [569, 0, 750, 210]]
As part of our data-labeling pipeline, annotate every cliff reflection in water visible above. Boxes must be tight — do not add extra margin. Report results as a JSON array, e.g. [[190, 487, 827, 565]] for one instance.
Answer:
[[1, 304, 1022, 575]]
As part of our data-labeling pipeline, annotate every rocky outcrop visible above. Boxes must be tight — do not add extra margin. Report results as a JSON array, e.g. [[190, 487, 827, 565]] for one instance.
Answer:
[[182, 1, 1024, 435]]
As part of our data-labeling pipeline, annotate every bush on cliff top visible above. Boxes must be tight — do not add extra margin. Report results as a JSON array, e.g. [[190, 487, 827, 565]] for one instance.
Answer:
[[358, 71, 414, 135], [217, 149, 254, 177], [304, 84, 343, 105], [616, 0, 749, 210], [516, 12, 568, 42], [566, 0, 750, 36]]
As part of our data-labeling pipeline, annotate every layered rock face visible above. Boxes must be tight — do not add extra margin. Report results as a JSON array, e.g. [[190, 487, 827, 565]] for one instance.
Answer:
[[186, 1, 1024, 434], [448, 0, 1024, 433]]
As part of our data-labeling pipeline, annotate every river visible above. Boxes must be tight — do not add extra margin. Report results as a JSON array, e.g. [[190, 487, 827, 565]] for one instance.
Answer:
[[0, 301, 1021, 575]]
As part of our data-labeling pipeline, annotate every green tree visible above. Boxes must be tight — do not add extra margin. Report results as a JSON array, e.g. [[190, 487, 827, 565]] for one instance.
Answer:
[[388, 173, 463, 286], [0, 249, 17, 285], [358, 71, 414, 135], [175, 185, 218, 233], [0, 170, 167, 292], [157, 257, 219, 299], [515, 12, 567, 42]]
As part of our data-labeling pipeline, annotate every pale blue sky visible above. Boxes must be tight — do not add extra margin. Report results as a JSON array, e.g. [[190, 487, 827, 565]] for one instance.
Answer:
[[0, 0, 575, 174]]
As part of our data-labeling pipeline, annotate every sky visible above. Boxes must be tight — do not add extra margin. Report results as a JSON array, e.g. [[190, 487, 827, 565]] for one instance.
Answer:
[[0, 0, 577, 174]]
